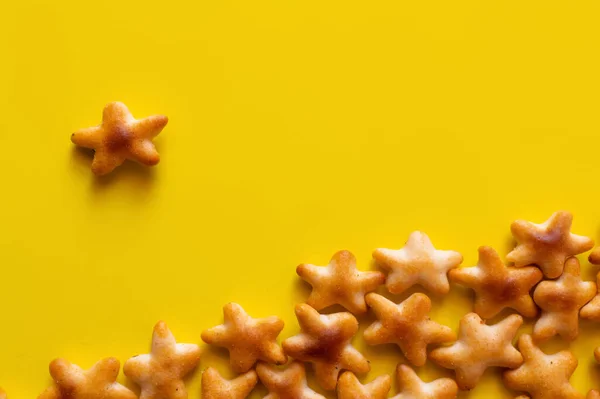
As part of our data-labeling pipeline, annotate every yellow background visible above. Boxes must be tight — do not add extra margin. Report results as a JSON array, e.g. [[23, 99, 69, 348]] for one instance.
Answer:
[[1, 0, 600, 397]]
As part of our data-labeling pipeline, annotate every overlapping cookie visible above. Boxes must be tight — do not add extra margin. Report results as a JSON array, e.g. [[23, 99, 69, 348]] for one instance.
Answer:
[[201, 367, 257, 399], [202, 303, 287, 373], [430, 313, 523, 390], [297, 250, 385, 314], [373, 231, 462, 295], [123, 321, 201, 399], [282, 303, 370, 390], [256, 361, 326, 399], [363, 293, 455, 366], [337, 372, 391, 399], [392, 364, 458, 399]]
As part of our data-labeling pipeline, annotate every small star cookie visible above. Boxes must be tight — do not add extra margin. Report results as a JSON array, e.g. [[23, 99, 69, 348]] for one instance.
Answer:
[[373, 231, 462, 295], [256, 361, 326, 399], [72, 102, 168, 175], [202, 303, 286, 373], [449, 246, 543, 318], [392, 364, 458, 399], [429, 313, 523, 390], [337, 372, 391, 399], [123, 321, 201, 399], [507, 211, 594, 278], [532, 257, 596, 341], [38, 357, 136, 399], [297, 250, 385, 314], [282, 304, 370, 390], [201, 367, 257, 399], [363, 293, 455, 366], [503, 334, 582, 399], [580, 272, 600, 321]]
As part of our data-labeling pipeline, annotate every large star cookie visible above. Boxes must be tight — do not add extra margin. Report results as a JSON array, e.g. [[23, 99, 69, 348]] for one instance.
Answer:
[[373, 231, 462, 295], [71, 102, 168, 175], [503, 334, 582, 399], [532, 257, 596, 341], [38, 357, 136, 399], [201, 303, 286, 372], [297, 250, 385, 314], [392, 364, 458, 399], [123, 321, 201, 399], [282, 304, 370, 390], [337, 372, 391, 399], [429, 313, 523, 390], [256, 361, 326, 399], [363, 293, 455, 366], [507, 211, 594, 278], [201, 367, 257, 399], [580, 272, 600, 321], [449, 246, 542, 318]]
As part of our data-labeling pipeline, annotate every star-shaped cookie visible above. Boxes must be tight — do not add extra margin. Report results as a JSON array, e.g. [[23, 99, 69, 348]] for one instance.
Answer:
[[429, 313, 523, 390], [373, 231, 462, 295], [297, 250, 385, 314], [449, 246, 543, 318], [589, 391, 600, 399], [256, 361, 326, 399], [337, 372, 391, 399], [589, 247, 600, 265], [507, 211, 594, 278], [363, 293, 455, 366], [71, 102, 168, 175], [392, 364, 458, 399], [38, 357, 136, 399], [123, 321, 201, 399], [282, 304, 370, 390], [201, 302, 287, 373], [503, 334, 582, 399], [201, 367, 257, 399], [532, 257, 596, 341], [580, 272, 600, 321]]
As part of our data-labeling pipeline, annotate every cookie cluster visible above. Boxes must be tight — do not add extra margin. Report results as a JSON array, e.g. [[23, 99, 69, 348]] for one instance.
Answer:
[[6, 210, 600, 398]]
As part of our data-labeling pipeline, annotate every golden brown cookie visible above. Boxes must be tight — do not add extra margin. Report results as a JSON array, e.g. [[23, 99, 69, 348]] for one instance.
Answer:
[[449, 246, 543, 318], [337, 372, 391, 399], [297, 250, 385, 315], [201, 303, 286, 373], [429, 313, 523, 390], [201, 367, 257, 399], [123, 321, 201, 399], [580, 272, 600, 321], [532, 257, 596, 341], [392, 364, 458, 399], [282, 303, 370, 390], [507, 211, 594, 278], [595, 347, 600, 363], [588, 391, 600, 399], [72, 102, 168, 175], [363, 293, 455, 366], [373, 231, 462, 295], [256, 361, 326, 399], [38, 358, 136, 399], [589, 247, 600, 265], [503, 334, 582, 399], [0, 388, 5, 399]]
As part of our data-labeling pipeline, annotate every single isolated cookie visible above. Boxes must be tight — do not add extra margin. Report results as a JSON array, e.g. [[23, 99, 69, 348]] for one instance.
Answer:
[[38, 358, 136, 399], [201, 303, 286, 373], [201, 367, 257, 399], [532, 257, 596, 341], [507, 211, 594, 278], [123, 321, 201, 399], [256, 361, 326, 399], [373, 231, 462, 295], [503, 334, 582, 399], [580, 272, 600, 321], [429, 313, 523, 390], [297, 250, 385, 315], [363, 293, 455, 366], [449, 246, 542, 318], [72, 102, 168, 175], [392, 364, 458, 399], [337, 372, 391, 399], [282, 304, 370, 390]]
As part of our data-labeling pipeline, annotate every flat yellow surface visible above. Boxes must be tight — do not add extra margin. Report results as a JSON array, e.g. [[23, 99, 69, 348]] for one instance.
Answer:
[[1, 0, 600, 397]]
